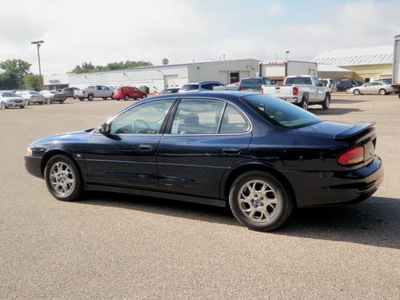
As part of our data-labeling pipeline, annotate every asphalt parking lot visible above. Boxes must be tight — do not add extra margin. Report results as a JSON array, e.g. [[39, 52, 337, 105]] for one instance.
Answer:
[[1, 93, 399, 299]]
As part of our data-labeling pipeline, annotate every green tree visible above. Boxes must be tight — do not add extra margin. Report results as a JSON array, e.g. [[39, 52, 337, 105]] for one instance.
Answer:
[[0, 59, 32, 90], [70, 60, 152, 73], [23, 74, 42, 89]]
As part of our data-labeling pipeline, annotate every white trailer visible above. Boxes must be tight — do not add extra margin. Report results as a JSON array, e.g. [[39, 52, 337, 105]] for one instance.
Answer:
[[393, 35, 400, 98], [260, 61, 318, 84]]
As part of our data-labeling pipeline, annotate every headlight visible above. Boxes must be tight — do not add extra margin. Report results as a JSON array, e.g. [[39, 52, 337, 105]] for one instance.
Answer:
[[27, 148, 33, 156]]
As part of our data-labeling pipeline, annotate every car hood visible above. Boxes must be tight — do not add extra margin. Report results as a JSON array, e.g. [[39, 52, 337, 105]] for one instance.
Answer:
[[30, 130, 95, 148]]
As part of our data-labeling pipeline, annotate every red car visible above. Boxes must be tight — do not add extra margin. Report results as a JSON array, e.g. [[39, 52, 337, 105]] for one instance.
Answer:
[[112, 87, 147, 101]]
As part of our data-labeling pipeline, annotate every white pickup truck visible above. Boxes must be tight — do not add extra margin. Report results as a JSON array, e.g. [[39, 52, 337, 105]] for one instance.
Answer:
[[261, 75, 331, 110], [75, 85, 114, 101]]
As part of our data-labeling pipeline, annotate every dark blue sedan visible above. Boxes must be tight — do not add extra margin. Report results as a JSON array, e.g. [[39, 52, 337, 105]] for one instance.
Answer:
[[25, 92, 384, 231]]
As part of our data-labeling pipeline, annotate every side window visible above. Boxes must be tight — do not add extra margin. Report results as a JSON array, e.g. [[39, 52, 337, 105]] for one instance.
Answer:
[[171, 99, 225, 134], [220, 104, 249, 134], [109, 99, 173, 135]]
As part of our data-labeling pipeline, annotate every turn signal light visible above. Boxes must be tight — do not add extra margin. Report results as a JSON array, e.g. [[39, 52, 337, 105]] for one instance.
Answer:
[[337, 146, 364, 166]]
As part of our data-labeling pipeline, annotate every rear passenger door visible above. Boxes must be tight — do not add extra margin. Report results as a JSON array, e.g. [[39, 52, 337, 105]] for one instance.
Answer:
[[157, 98, 252, 199]]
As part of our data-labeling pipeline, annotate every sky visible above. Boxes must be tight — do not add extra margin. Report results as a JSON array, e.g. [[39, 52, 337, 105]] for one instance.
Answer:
[[1, 0, 399, 75]]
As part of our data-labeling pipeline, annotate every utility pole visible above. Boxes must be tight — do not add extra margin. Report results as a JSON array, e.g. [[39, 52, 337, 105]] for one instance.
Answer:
[[31, 40, 44, 88]]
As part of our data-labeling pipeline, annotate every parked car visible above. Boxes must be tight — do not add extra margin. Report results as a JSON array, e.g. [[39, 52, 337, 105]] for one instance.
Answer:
[[0, 92, 25, 109], [112, 86, 147, 101], [213, 82, 241, 91], [349, 81, 396, 95], [319, 78, 337, 93], [40, 90, 67, 104], [25, 92, 383, 231], [239, 77, 273, 93], [17, 91, 46, 105], [179, 81, 225, 93], [61, 87, 79, 99], [336, 80, 356, 92], [154, 88, 180, 96]]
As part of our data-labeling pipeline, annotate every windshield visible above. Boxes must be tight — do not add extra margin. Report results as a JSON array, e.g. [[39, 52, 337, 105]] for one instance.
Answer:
[[1, 92, 18, 97], [181, 84, 199, 91], [241, 94, 322, 128]]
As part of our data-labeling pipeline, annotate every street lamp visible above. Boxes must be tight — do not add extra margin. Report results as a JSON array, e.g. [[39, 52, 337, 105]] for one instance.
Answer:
[[286, 50, 290, 61], [31, 40, 44, 88]]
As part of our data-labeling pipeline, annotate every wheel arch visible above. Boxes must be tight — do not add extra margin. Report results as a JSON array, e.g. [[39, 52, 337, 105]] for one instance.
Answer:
[[40, 150, 80, 177], [221, 163, 297, 208]]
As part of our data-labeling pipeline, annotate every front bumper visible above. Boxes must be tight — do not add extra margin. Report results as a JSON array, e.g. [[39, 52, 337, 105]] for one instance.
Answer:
[[25, 155, 43, 179]]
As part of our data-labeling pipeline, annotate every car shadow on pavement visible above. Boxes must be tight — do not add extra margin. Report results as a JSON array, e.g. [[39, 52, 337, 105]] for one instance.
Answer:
[[77, 193, 399, 249], [310, 107, 361, 116]]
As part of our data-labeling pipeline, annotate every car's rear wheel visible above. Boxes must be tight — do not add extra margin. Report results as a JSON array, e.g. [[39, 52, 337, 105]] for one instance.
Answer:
[[20, 105, 24, 109], [88, 95, 94, 101], [124, 95, 129, 101], [322, 93, 330, 110], [1, 101, 7, 109], [25, 99, 29, 106], [229, 171, 293, 231], [379, 89, 387, 95], [47, 98, 52, 104], [353, 89, 360, 95], [299, 96, 308, 110], [44, 155, 83, 201], [79, 97, 84, 101], [103, 97, 108, 100]]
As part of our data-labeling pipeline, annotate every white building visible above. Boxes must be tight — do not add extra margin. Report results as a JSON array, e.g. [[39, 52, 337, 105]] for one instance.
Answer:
[[44, 59, 260, 93]]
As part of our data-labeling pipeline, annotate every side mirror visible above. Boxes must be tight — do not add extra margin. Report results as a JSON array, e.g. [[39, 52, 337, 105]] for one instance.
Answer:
[[99, 122, 111, 135]]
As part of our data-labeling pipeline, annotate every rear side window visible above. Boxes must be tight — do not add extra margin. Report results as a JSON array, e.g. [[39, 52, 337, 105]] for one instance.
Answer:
[[181, 84, 199, 91]]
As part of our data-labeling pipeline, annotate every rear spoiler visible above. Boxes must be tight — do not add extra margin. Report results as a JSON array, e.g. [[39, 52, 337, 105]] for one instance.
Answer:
[[334, 122, 376, 141]]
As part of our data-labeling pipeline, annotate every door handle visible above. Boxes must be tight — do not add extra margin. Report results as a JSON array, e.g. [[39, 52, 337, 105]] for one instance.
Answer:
[[223, 148, 240, 154], [139, 144, 153, 151]]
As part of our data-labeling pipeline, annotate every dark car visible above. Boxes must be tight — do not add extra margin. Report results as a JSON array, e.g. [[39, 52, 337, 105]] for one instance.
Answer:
[[25, 92, 383, 231], [239, 77, 273, 93], [62, 87, 79, 99], [336, 80, 356, 92]]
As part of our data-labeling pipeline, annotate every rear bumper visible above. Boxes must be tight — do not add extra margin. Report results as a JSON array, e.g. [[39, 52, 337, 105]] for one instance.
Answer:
[[284, 156, 384, 208]]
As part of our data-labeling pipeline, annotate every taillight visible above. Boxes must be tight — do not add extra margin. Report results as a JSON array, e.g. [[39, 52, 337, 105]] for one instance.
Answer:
[[82, 91, 86, 94], [337, 146, 364, 166], [328, 84, 331, 88], [238, 88, 243, 92], [293, 87, 299, 95]]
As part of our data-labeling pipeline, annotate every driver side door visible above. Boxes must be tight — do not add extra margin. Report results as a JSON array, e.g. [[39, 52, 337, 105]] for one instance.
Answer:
[[84, 99, 174, 189]]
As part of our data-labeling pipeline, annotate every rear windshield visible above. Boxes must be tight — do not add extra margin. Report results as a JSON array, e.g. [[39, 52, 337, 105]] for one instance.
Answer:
[[284, 77, 312, 85], [241, 94, 322, 128], [181, 84, 199, 91], [240, 78, 272, 86]]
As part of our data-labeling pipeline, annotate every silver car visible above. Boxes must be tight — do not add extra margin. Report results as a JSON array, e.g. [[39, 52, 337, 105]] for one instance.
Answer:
[[39, 90, 67, 104], [0, 92, 25, 109], [349, 81, 396, 95], [319, 78, 337, 93], [18, 91, 46, 105]]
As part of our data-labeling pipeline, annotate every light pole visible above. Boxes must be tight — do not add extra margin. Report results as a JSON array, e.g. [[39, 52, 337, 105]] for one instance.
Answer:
[[286, 50, 290, 61], [31, 40, 44, 88]]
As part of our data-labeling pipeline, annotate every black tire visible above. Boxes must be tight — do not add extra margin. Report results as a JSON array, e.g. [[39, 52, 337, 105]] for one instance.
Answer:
[[79, 97, 84, 101], [60, 101, 64, 104], [298, 95, 308, 110], [124, 95, 129, 101], [141, 94, 147, 99], [20, 105, 25, 109], [103, 97, 108, 100], [353, 89, 360, 95], [322, 93, 330, 110], [379, 89, 387, 95], [88, 95, 94, 101], [229, 171, 293, 231], [39, 102, 43, 105], [47, 98, 52, 104], [44, 155, 83, 201], [25, 99, 30, 106]]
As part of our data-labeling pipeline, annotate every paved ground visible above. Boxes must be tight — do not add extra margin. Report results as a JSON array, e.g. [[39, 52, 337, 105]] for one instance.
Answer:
[[1, 94, 399, 299]]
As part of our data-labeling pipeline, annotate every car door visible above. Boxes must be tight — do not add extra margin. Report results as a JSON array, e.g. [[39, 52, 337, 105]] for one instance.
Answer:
[[313, 77, 325, 101], [84, 99, 174, 189], [157, 98, 252, 199]]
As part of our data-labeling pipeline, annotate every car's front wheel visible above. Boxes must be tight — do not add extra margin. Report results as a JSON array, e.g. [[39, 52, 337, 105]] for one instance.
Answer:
[[353, 89, 360, 95], [44, 155, 83, 201], [229, 171, 293, 231], [1, 101, 6, 109]]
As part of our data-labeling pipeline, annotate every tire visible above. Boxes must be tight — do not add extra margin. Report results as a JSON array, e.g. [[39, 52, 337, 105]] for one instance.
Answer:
[[353, 89, 360, 95], [379, 89, 387, 95], [88, 95, 94, 101], [1, 101, 7, 109], [322, 93, 330, 110], [103, 97, 108, 100], [25, 99, 29, 106], [124, 95, 130, 101], [20, 105, 25, 109], [298, 96, 308, 110], [79, 97, 84, 101], [141, 94, 147, 99], [44, 155, 83, 201], [345, 88, 350, 93], [229, 171, 294, 231], [39, 102, 43, 105], [47, 98, 52, 104], [60, 101, 64, 104]]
